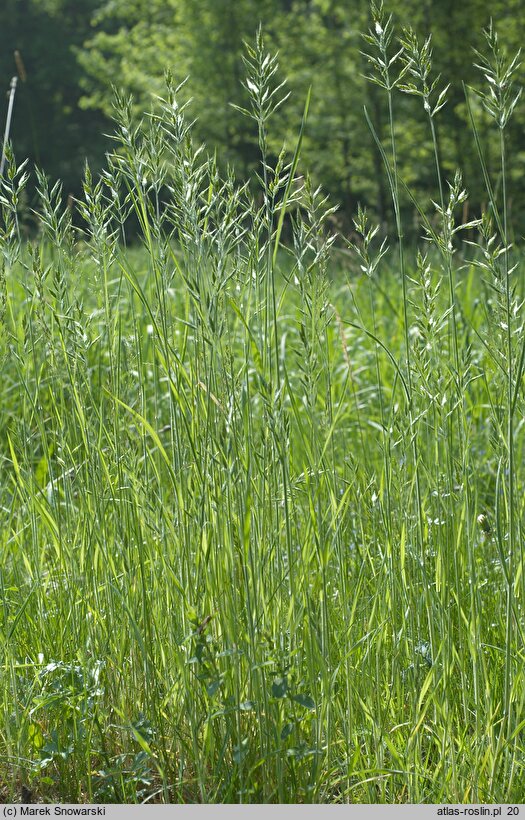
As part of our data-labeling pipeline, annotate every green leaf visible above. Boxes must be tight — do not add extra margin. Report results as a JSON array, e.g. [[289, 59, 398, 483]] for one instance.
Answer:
[[291, 693, 316, 710], [28, 722, 44, 750], [233, 739, 249, 764], [280, 722, 294, 740], [206, 679, 221, 697], [271, 676, 288, 699]]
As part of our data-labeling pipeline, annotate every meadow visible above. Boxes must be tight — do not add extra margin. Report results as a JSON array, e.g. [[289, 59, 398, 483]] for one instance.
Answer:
[[0, 12, 524, 804]]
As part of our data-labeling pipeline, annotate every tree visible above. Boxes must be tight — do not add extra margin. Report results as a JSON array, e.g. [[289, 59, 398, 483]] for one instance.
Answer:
[[2, 0, 524, 231], [0, 0, 108, 201]]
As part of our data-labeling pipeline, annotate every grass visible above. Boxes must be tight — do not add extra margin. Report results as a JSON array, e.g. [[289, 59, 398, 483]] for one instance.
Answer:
[[0, 14, 524, 804]]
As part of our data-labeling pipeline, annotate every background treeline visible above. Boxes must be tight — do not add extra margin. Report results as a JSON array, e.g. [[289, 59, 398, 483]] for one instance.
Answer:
[[1, 0, 525, 233]]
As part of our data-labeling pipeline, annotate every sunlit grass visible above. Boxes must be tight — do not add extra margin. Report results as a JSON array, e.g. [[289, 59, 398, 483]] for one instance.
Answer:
[[0, 18, 524, 805]]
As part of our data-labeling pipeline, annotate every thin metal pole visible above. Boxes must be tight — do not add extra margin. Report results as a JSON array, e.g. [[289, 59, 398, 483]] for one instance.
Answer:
[[0, 76, 18, 176]]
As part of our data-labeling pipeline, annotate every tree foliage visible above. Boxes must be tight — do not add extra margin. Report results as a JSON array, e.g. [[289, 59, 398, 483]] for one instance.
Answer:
[[1, 0, 524, 229], [0, 0, 107, 201]]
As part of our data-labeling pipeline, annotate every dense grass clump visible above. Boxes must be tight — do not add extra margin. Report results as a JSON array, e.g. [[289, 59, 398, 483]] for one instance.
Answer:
[[0, 15, 524, 804]]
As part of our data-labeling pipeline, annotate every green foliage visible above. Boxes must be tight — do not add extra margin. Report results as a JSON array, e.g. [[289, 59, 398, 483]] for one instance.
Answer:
[[0, 26, 525, 803], [1, 0, 525, 229], [75, 0, 525, 230], [0, 0, 107, 200]]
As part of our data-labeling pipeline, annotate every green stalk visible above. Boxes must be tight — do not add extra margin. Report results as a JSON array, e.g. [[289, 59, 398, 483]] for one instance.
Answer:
[[370, 31, 432, 666], [500, 126, 515, 741]]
